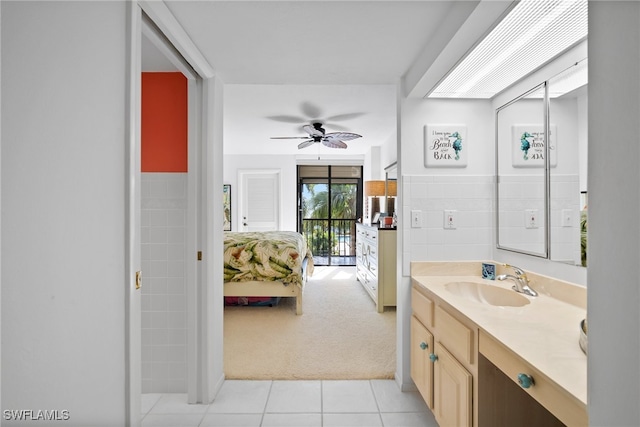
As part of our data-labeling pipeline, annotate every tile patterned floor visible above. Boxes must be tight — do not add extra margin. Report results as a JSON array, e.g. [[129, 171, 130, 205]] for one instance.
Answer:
[[141, 379, 438, 427]]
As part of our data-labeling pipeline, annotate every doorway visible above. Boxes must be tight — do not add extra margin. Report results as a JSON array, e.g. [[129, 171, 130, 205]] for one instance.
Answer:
[[129, 3, 223, 423], [297, 165, 363, 266]]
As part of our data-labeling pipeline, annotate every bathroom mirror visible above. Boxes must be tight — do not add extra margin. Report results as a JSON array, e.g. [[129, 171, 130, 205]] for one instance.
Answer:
[[548, 59, 588, 267], [496, 83, 548, 258], [496, 59, 588, 266], [384, 162, 398, 223]]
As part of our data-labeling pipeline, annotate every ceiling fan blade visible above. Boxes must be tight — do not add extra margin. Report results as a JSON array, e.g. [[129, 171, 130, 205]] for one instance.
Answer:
[[265, 115, 306, 123], [270, 136, 311, 139], [302, 124, 324, 137], [321, 138, 348, 149], [324, 132, 362, 142], [325, 112, 366, 122], [300, 101, 323, 119], [297, 139, 317, 149]]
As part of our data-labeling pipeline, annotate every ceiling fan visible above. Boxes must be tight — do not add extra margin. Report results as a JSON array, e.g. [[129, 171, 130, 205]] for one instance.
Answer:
[[270, 122, 362, 150]]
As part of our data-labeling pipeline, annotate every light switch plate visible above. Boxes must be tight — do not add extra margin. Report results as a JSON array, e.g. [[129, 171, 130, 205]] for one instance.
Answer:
[[561, 209, 573, 227], [444, 210, 456, 229], [525, 209, 539, 229], [411, 210, 422, 228]]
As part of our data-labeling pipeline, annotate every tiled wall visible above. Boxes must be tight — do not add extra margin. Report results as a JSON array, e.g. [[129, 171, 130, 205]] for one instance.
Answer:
[[497, 174, 546, 255], [141, 173, 188, 393], [550, 174, 582, 265], [497, 173, 581, 264], [401, 175, 494, 275]]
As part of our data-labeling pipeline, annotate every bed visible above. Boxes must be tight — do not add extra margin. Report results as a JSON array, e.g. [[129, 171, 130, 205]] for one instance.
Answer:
[[223, 231, 314, 315]]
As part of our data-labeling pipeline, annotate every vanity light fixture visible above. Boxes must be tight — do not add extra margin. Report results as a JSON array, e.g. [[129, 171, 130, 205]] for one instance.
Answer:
[[428, 0, 588, 99]]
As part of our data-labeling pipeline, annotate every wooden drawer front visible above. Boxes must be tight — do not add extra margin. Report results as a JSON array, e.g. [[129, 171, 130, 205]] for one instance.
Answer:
[[479, 331, 587, 427], [435, 306, 474, 365], [360, 237, 377, 261], [363, 227, 378, 241], [367, 243, 378, 262], [412, 287, 434, 329]]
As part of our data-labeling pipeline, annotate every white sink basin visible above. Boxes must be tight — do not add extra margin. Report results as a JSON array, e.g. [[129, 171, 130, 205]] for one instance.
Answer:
[[444, 281, 531, 307]]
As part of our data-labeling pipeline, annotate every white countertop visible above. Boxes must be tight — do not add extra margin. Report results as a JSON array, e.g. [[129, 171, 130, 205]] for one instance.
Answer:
[[411, 271, 587, 407]]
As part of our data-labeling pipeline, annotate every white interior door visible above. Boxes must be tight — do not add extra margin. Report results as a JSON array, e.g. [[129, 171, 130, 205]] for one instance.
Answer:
[[240, 170, 280, 231]]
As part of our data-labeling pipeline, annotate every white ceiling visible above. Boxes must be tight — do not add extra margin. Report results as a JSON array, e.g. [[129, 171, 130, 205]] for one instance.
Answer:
[[142, 1, 512, 156]]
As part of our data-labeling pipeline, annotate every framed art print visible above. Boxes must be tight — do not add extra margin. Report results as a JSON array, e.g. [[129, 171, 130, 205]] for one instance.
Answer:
[[425, 125, 467, 167]]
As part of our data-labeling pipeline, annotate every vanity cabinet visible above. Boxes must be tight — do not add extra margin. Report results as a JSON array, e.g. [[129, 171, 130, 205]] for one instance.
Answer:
[[411, 287, 475, 427], [411, 267, 587, 427], [355, 223, 396, 312]]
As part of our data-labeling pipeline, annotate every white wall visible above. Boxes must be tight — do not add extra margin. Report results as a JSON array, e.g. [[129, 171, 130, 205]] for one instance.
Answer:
[[588, 2, 640, 425], [400, 98, 495, 275], [1, 1, 128, 425]]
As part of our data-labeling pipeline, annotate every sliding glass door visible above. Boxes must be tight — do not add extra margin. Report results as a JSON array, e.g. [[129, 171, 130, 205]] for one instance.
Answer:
[[298, 165, 362, 266]]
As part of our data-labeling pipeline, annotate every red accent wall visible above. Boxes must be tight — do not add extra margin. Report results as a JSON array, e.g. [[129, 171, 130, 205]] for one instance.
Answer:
[[142, 72, 187, 172]]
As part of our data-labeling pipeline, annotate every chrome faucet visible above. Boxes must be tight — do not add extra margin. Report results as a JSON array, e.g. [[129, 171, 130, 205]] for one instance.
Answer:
[[497, 264, 538, 297]]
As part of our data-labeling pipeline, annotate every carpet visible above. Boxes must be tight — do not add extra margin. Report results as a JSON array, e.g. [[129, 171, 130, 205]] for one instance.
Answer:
[[223, 266, 396, 380]]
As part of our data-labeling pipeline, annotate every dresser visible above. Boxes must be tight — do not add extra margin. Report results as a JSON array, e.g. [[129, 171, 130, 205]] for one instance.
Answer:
[[355, 223, 397, 312]]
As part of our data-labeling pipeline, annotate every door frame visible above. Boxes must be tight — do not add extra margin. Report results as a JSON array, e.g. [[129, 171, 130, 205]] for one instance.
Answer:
[[126, 1, 224, 424]]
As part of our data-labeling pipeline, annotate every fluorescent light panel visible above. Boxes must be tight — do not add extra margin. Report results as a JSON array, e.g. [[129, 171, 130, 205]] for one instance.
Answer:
[[429, 0, 588, 99], [523, 58, 588, 98]]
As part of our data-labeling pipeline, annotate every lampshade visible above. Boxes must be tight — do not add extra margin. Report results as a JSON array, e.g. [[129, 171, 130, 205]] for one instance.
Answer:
[[386, 180, 397, 197], [365, 180, 386, 197]]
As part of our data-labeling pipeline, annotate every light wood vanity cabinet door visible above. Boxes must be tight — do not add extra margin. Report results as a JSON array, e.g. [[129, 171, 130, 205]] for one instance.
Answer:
[[411, 315, 434, 409], [433, 342, 473, 427]]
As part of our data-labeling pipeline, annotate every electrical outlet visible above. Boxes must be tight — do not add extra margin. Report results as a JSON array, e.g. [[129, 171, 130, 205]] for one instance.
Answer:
[[444, 210, 456, 229], [411, 210, 422, 228], [525, 209, 539, 229]]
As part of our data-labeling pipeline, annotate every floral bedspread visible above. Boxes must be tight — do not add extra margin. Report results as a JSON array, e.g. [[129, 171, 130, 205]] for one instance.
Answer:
[[223, 231, 314, 287]]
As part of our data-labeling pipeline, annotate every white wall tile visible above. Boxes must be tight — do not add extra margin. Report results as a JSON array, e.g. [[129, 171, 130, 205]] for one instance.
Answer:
[[402, 174, 494, 275], [142, 174, 188, 393]]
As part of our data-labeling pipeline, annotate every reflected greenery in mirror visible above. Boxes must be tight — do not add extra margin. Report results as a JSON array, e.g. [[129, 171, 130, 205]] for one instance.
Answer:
[[496, 83, 548, 258]]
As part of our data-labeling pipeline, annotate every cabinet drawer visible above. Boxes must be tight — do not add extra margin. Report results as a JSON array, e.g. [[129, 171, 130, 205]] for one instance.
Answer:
[[479, 331, 587, 427], [412, 287, 434, 329], [367, 244, 378, 262], [435, 306, 474, 365]]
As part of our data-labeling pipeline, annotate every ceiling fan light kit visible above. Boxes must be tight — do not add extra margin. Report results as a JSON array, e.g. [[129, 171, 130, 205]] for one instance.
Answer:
[[271, 122, 362, 150]]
